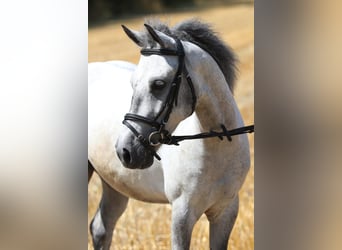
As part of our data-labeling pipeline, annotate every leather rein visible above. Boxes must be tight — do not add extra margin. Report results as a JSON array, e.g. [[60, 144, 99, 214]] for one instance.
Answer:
[[122, 38, 254, 160]]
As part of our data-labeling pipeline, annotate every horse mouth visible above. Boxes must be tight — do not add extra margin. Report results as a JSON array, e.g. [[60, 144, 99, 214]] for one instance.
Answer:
[[137, 160, 154, 169], [121, 158, 154, 170]]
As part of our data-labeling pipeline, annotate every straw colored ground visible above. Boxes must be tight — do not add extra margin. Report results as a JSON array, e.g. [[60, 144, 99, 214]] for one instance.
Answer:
[[88, 4, 254, 249]]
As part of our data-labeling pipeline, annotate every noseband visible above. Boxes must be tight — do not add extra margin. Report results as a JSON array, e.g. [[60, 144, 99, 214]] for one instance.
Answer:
[[122, 38, 254, 161], [123, 39, 196, 160]]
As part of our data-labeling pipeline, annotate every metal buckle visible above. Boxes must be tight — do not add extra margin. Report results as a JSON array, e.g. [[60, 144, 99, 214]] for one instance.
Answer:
[[149, 131, 162, 146]]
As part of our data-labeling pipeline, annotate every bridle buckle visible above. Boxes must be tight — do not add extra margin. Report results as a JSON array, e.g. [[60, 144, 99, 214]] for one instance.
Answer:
[[148, 131, 162, 146]]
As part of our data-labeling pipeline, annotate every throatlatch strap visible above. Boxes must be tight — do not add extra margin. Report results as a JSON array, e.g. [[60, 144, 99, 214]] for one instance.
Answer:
[[183, 66, 196, 114]]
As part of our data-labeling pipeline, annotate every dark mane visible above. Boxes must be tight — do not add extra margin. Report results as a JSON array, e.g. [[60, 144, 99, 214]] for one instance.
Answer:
[[143, 18, 237, 92]]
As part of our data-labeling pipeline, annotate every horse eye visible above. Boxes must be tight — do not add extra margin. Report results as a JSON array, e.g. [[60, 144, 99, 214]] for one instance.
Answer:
[[151, 80, 166, 91]]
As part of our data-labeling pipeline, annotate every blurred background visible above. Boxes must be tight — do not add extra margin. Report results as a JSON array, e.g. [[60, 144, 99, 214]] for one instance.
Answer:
[[88, 1, 254, 249], [89, 0, 253, 24]]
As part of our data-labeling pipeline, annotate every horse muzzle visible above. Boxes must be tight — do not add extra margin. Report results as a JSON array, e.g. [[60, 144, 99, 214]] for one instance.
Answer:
[[116, 132, 154, 169]]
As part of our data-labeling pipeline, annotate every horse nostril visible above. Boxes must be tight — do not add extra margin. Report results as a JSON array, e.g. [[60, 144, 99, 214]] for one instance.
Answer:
[[122, 148, 131, 164]]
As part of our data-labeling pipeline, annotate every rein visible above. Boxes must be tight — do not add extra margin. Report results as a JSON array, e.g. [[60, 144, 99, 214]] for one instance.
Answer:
[[122, 38, 254, 160], [158, 124, 254, 146]]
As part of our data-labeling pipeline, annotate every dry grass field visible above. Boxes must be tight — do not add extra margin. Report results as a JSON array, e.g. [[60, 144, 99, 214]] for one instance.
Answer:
[[88, 4, 254, 250]]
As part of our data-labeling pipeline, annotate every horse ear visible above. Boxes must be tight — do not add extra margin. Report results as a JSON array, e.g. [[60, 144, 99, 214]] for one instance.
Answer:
[[121, 25, 144, 47], [144, 24, 175, 49]]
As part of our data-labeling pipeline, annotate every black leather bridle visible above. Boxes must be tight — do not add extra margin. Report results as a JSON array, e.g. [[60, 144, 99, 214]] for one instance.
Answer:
[[123, 39, 196, 160], [122, 38, 254, 161]]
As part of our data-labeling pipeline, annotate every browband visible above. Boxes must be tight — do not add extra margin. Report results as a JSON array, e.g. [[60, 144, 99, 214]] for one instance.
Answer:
[[141, 48, 181, 56]]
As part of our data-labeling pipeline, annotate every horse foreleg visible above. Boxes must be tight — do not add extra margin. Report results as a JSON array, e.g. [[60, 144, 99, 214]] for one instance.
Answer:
[[171, 197, 201, 250], [90, 178, 128, 250], [206, 195, 239, 250]]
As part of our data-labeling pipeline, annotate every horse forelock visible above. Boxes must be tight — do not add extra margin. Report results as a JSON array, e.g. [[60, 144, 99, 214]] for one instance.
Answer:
[[141, 18, 237, 93]]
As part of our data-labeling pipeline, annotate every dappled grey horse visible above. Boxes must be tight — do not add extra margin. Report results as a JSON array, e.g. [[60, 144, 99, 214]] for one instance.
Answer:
[[88, 19, 251, 250]]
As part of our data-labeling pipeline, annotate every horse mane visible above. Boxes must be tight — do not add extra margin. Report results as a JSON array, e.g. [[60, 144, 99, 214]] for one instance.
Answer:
[[143, 18, 237, 93]]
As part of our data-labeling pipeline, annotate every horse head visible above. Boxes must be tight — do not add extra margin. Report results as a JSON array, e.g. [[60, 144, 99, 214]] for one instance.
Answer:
[[116, 24, 196, 169]]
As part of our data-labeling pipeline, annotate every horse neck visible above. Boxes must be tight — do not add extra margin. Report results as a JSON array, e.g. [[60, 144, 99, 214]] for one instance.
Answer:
[[184, 42, 239, 131]]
